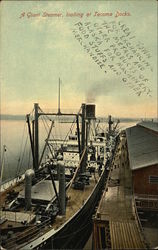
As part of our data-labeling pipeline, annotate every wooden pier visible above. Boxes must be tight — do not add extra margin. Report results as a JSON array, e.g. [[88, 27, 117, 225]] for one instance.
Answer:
[[93, 135, 147, 249]]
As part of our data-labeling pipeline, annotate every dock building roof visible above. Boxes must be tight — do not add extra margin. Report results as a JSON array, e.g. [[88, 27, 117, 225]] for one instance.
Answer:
[[138, 121, 158, 134], [126, 124, 158, 170]]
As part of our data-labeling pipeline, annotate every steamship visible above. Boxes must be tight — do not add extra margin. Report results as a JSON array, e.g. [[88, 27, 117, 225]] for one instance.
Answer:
[[0, 102, 118, 250]]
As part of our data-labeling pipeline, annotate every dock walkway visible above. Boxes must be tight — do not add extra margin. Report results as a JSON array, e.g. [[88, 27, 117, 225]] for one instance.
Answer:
[[93, 136, 147, 249]]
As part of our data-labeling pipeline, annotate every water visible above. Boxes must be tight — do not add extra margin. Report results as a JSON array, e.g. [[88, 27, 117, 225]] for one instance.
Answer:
[[0, 119, 137, 182], [0, 118, 78, 181]]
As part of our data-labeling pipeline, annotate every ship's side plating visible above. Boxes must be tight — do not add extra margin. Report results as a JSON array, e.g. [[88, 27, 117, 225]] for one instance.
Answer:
[[21, 164, 109, 250]]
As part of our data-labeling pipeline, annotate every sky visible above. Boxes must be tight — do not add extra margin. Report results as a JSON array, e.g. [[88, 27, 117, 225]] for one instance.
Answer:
[[0, 0, 157, 118]]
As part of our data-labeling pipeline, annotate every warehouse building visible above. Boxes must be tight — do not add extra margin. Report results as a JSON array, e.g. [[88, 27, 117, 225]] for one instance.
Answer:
[[126, 121, 158, 196]]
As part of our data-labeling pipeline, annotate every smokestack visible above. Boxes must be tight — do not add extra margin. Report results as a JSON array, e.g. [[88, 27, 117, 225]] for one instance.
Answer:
[[86, 104, 96, 140], [25, 169, 34, 210], [85, 104, 95, 120]]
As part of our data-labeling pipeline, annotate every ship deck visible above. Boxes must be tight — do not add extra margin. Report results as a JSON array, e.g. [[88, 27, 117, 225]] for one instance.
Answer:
[[53, 175, 98, 230], [93, 136, 147, 249], [0, 169, 100, 249]]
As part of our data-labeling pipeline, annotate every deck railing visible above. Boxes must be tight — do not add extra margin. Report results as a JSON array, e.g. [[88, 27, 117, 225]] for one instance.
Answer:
[[135, 193, 158, 200], [3, 218, 51, 249], [132, 196, 150, 249]]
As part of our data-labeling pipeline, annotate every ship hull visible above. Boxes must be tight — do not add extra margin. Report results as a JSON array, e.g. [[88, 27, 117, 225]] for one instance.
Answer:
[[50, 168, 108, 249], [22, 167, 108, 250]]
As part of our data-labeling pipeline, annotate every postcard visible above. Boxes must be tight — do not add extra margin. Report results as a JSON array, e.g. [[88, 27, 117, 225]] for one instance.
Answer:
[[0, 0, 157, 249]]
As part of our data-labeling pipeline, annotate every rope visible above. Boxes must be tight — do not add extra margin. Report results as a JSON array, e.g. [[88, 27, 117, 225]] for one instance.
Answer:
[[59, 106, 82, 149], [39, 111, 58, 149], [40, 116, 59, 160], [1, 146, 11, 180], [41, 115, 49, 134], [42, 114, 52, 132], [38, 105, 82, 154], [62, 117, 76, 145], [61, 106, 81, 147], [16, 133, 28, 176], [0, 146, 6, 181], [1, 145, 20, 180], [39, 107, 53, 122], [29, 108, 35, 120], [27, 148, 31, 169], [5, 155, 11, 179], [15, 122, 27, 177], [4, 146, 19, 162]]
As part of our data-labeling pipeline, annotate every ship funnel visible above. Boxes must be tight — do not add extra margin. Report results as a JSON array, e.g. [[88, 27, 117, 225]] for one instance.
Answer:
[[25, 169, 34, 210], [86, 104, 95, 119], [58, 161, 66, 215]]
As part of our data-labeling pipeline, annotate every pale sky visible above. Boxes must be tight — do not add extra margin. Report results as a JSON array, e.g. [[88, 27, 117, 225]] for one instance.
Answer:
[[0, 0, 157, 118]]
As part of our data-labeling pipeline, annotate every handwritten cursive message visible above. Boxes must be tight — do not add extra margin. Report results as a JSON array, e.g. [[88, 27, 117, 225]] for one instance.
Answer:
[[72, 21, 152, 97]]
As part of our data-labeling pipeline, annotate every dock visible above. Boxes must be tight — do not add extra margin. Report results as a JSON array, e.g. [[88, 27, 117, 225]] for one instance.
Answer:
[[93, 135, 147, 249]]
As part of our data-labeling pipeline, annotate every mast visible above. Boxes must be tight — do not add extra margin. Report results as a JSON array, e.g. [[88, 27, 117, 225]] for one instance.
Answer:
[[76, 114, 81, 158], [26, 114, 36, 170], [85, 120, 90, 164], [81, 103, 86, 173], [58, 78, 61, 115], [34, 103, 39, 171], [0, 145, 6, 182], [47, 164, 61, 210], [32, 120, 35, 154], [108, 115, 113, 133]]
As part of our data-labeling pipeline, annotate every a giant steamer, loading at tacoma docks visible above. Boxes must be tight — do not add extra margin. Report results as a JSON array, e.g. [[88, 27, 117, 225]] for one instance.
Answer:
[[0, 100, 119, 249]]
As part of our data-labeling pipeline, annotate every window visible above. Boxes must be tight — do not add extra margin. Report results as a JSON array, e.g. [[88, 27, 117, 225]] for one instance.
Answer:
[[149, 176, 158, 184]]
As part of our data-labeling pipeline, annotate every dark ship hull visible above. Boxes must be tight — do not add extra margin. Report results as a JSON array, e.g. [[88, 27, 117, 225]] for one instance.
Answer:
[[22, 167, 109, 250], [49, 168, 108, 249]]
